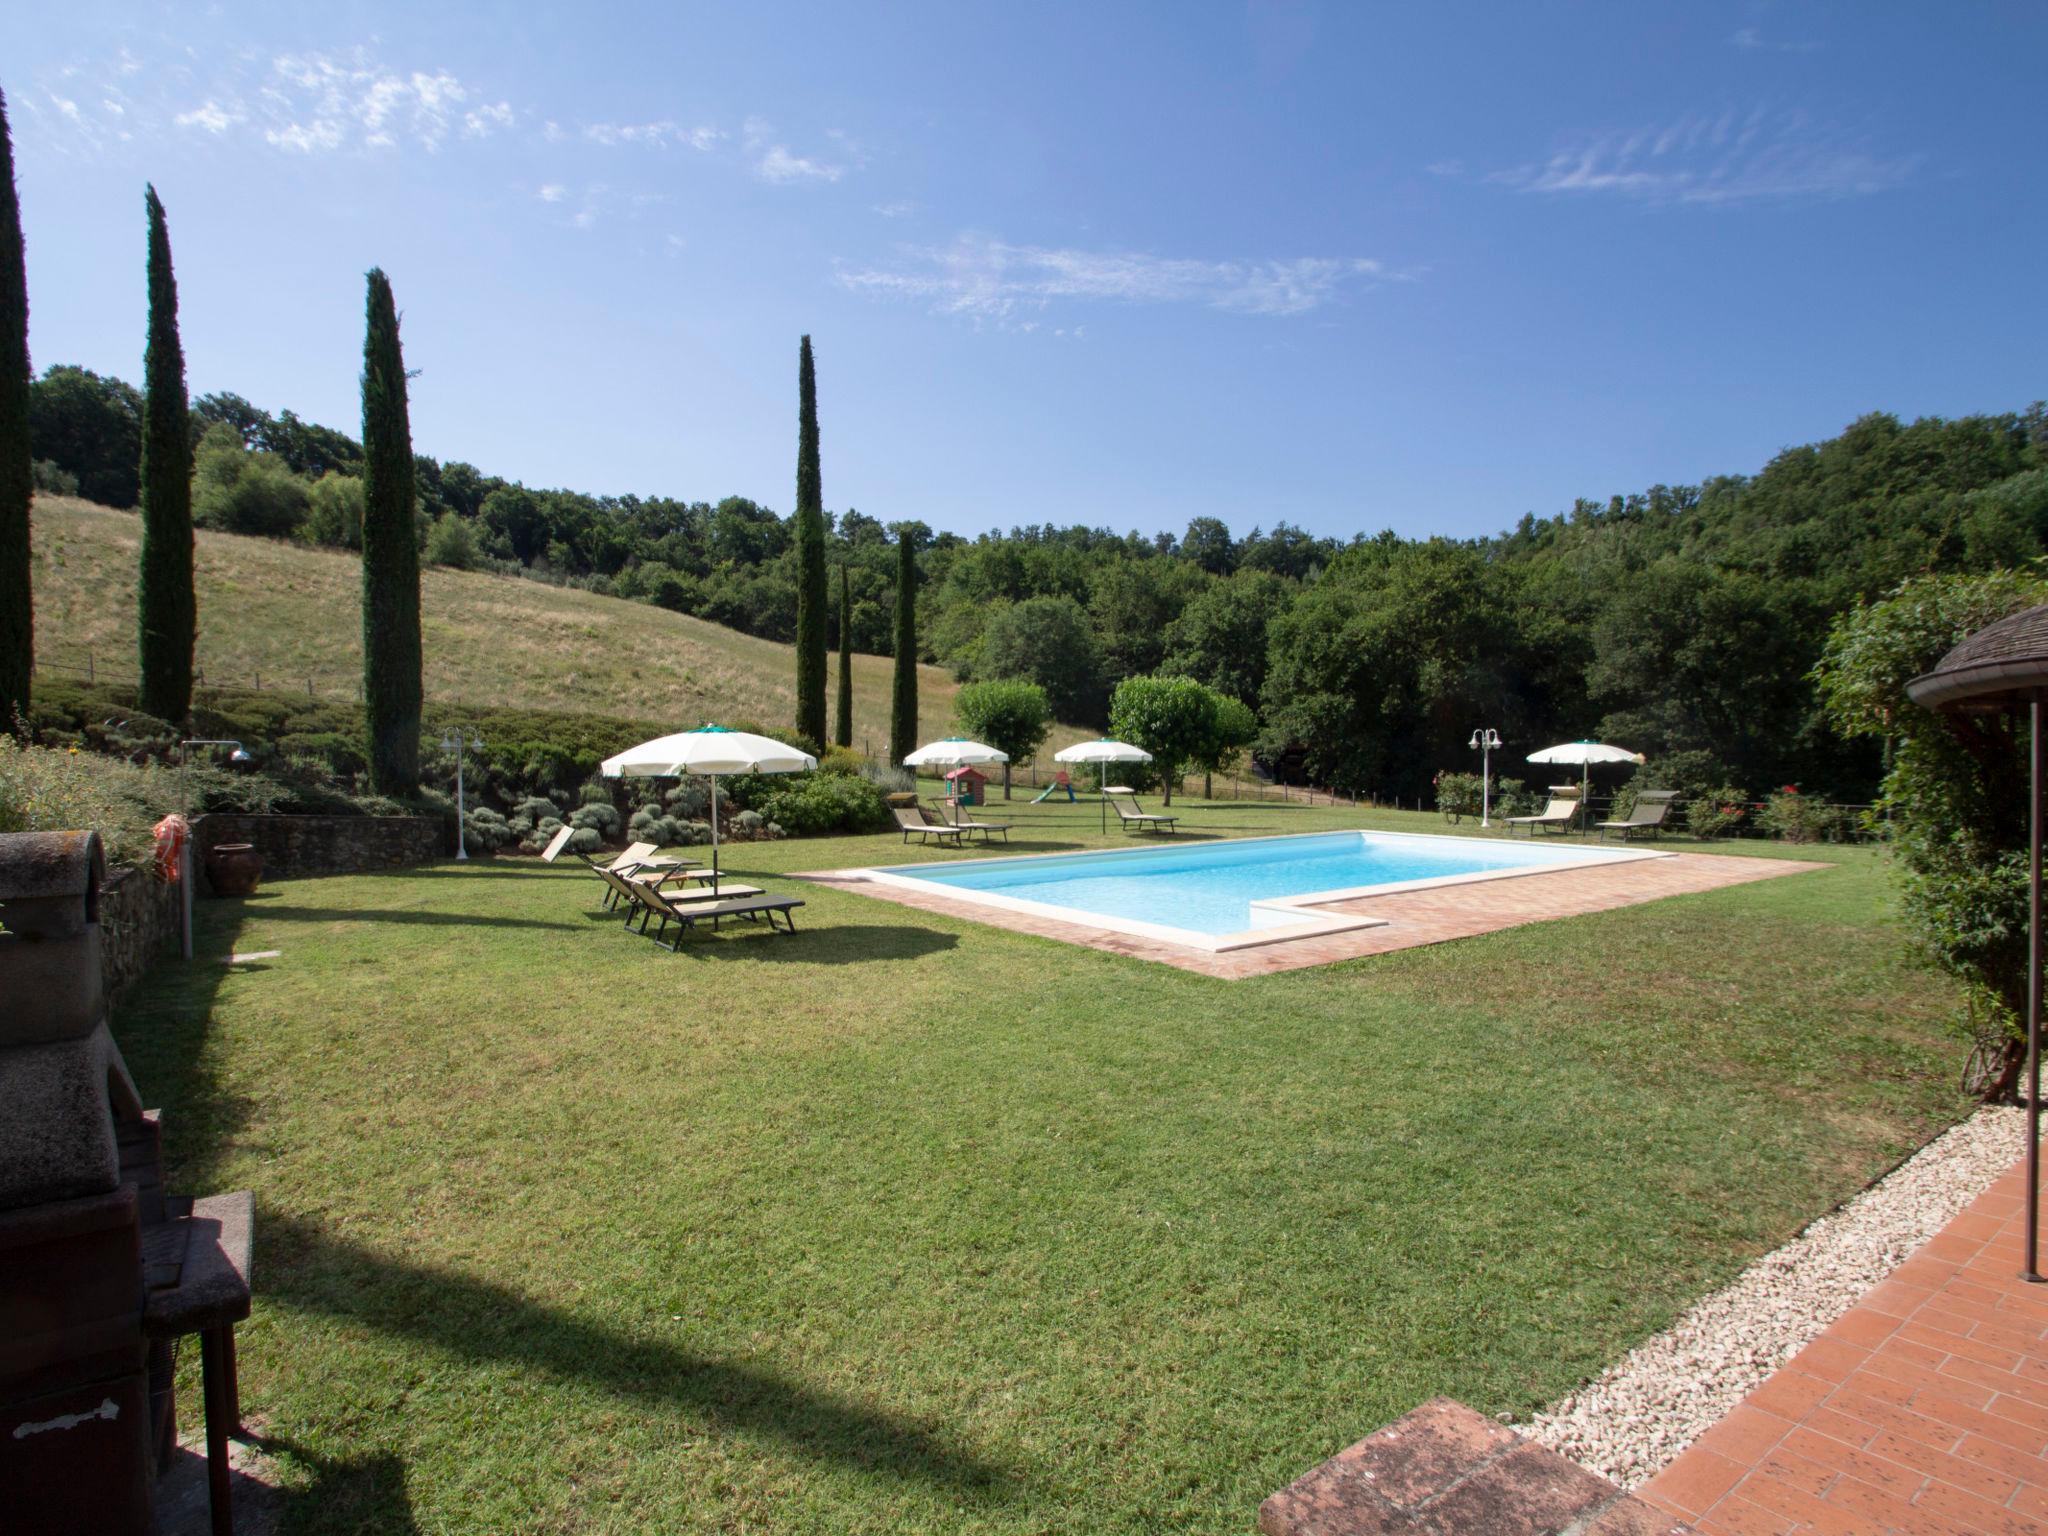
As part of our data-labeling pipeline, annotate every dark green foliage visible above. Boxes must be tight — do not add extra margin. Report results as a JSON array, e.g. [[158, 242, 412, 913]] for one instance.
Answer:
[[750, 770, 886, 836], [0, 90, 28, 725], [834, 561, 853, 747], [890, 528, 918, 766], [28, 365, 141, 507], [359, 269, 422, 795], [978, 595, 1106, 725], [793, 336, 828, 746], [1816, 570, 2048, 1095], [1108, 674, 1223, 806], [953, 678, 1050, 800], [1161, 570, 1293, 707], [191, 422, 310, 536], [137, 186, 195, 723]]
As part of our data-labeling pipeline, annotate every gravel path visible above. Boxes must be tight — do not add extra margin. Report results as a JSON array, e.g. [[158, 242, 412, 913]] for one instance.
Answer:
[[1525, 1105, 2026, 1489]]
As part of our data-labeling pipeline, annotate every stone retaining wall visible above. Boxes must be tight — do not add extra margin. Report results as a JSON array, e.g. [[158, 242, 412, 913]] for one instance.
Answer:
[[193, 813, 447, 888], [98, 864, 182, 997]]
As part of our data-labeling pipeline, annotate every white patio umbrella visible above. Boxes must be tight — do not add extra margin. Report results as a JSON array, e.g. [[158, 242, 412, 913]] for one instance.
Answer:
[[905, 737, 1012, 804], [1054, 738, 1155, 834], [902, 738, 1009, 767], [601, 724, 817, 892], [1526, 739, 1642, 826]]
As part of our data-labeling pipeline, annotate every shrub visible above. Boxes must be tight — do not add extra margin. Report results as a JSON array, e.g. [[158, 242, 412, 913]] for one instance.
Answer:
[[31, 459, 78, 496], [424, 511, 479, 569], [302, 471, 364, 549], [569, 802, 621, 842], [1433, 770, 1484, 821], [1493, 777, 1540, 818], [464, 806, 514, 854], [565, 825, 603, 855], [191, 423, 311, 537], [752, 770, 887, 836], [0, 737, 181, 867], [818, 744, 865, 777], [1758, 785, 1843, 844], [730, 809, 766, 840], [1687, 786, 1751, 839], [664, 780, 710, 819]]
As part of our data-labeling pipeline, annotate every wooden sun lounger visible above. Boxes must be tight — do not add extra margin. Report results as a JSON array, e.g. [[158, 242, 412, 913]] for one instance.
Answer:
[[928, 799, 1011, 843], [1597, 789, 1677, 841], [621, 879, 803, 949], [1504, 787, 1581, 835], [1107, 793, 1177, 834], [894, 807, 964, 845]]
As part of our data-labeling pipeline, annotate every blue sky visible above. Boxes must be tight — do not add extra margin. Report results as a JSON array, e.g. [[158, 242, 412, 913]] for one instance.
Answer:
[[10, 2, 2044, 542]]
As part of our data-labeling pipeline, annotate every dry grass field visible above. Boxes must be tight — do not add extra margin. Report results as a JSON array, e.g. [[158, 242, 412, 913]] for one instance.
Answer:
[[29, 496, 1086, 752]]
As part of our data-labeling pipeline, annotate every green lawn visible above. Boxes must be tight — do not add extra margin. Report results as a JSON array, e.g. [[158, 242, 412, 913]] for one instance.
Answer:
[[118, 796, 1966, 1534]]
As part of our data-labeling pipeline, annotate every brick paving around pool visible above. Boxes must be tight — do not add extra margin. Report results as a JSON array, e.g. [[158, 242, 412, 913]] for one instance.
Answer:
[[797, 850, 1826, 977], [1638, 1156, 2048, 1535]]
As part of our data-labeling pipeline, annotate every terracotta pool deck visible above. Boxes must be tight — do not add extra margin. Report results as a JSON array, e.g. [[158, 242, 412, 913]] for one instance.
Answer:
[[799, 849, 1825, 977], [1639, 1155, 2048, 1536]]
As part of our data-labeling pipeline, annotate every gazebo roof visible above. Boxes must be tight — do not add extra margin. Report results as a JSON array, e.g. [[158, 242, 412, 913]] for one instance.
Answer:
[[1907, 605, 2048, 715]]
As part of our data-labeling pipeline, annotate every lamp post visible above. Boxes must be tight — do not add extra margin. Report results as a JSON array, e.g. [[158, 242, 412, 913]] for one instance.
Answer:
[[440, 730, 481, 861], [1468, 728, 1502, 827]]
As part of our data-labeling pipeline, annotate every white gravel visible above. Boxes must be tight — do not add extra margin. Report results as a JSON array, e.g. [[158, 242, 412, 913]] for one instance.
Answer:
[[1525, 1105, 2026, 1488]]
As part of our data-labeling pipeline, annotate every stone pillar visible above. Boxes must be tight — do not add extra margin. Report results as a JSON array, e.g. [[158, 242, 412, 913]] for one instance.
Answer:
[[0, 830, 157, 1534]]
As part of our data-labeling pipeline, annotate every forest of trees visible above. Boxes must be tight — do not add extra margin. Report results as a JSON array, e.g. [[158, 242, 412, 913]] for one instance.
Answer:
[[27, 360, 2048, 804]]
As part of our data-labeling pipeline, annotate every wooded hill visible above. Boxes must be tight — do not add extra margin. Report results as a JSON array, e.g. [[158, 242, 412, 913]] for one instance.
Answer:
[[27, 363, 2047, 800]]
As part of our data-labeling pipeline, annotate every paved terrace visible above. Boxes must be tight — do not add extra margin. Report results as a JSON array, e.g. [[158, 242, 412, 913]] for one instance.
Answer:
[[804, 850, 1824, 977], [1637, 1157, 2048, 1535]]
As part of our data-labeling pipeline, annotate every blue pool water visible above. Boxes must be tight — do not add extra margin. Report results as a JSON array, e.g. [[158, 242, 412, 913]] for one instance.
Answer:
[[883, 831, 1620, 937]]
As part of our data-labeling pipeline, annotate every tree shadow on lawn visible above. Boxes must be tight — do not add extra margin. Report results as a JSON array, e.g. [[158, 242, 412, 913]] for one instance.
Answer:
[[263, 1214, 1018, 1505], [584, 906, 964, 965], [240, 903, 584, 932]]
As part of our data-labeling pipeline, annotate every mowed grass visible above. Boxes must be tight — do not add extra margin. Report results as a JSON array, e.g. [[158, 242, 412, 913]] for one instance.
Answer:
[[117, 798, 1968, 1534], [29, 496, 1080, 752]]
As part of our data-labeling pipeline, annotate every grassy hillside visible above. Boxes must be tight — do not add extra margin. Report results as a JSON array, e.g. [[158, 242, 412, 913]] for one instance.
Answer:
[[30, 496, 1084, 754]]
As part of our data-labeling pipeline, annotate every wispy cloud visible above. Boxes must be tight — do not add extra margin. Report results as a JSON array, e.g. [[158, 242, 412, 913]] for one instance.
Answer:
[[838, 234, 1396, 319], [1730, 27, 1822, 54], [258, 52, 507, 153], [744, 117, 849, 184], [583, 120, 722, 150], [174, 100, 238, 135], [1485, 108, 1917, 206], [871, 199, 917, 219], [536, 183, 567, 203]]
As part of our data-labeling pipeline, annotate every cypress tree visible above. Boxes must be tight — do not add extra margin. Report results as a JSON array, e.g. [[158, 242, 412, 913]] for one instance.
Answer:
[[792, 334, 828, 748], [0, 91, 29, 726], [136, 185, 194, 723], [890, 529, 918, 767], [834, 562, 853, 748], [359, 268, 422, 795]]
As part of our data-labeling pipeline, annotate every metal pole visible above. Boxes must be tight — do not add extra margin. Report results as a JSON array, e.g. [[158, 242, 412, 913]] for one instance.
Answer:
[[180, 836, 194, 962], [2029, 695, 2043, 1281], [454, 741, 468, 861]]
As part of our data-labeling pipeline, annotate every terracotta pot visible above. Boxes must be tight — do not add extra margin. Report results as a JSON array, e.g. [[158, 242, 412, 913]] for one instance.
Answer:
[[204, 842, 263, 897]]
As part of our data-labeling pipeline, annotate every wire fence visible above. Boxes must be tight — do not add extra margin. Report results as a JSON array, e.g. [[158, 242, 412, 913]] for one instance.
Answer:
[[32, 643, 362, 702]]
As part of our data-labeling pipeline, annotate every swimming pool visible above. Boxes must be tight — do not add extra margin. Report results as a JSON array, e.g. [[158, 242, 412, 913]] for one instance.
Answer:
[[866, 830, 1670, 952]]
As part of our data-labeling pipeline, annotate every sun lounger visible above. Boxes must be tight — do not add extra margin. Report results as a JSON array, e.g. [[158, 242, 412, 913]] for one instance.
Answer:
[[618, 878, 803, 949], [1504, 786, 1581, 835], [928, 799, 1011, 843], [1597, 789, 1677, 841], [1107, 791, 1177, 834], [894, 807, 964, 845]]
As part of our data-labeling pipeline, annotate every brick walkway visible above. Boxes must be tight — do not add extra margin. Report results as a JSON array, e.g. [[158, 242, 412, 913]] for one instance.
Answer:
[[1639, 1157, 2048, 1534], [802, 851, 1824, 977]]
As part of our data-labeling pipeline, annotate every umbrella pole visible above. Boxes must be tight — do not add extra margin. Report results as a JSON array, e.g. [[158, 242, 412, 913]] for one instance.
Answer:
[[2029, 696, 2043, 1282], [710, 774, 721, 895]]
